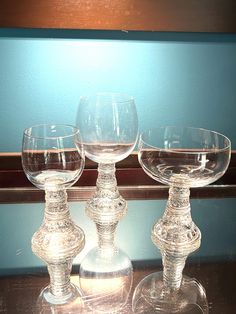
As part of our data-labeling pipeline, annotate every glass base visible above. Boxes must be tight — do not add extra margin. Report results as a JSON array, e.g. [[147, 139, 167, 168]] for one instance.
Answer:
[[132, 271, 208, 314], [79, 247, 133, 313], [36, 282, 83, 307]]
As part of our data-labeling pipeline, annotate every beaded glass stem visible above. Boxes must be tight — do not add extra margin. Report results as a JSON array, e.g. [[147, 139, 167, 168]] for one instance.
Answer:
[[32, 185, 85, 304], [87, 163, 127, 263], [86, 163, 127, 231], [79, 163, 133, 313], [152, 176, 201, 291]]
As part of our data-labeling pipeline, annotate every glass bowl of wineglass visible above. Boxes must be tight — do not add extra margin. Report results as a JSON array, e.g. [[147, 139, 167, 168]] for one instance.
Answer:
[[132, 126, 231, 313], [22, 124, 85, 306], [76, 93, 139, 313]]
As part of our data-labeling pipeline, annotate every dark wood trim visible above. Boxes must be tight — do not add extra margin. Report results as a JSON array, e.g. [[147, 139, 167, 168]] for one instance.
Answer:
[[0, 0, 236, 33], [0, 184, 236, 204], [0, 151, 236, 203]]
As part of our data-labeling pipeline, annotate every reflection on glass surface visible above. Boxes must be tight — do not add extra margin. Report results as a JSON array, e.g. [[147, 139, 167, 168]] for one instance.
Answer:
[[80, 247, 133, 313], [77, 93, 138, 164]]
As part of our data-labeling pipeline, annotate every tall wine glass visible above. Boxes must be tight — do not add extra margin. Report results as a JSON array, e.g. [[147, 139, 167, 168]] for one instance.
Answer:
[[133, 126, 231, 313], [22, 124, 85, 306], [76, 93, 138, 312]]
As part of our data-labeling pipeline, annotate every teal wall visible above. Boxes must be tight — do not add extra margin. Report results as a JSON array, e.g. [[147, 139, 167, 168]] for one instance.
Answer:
[[0, 29, 236, 275], [0, 29, 236, 151]]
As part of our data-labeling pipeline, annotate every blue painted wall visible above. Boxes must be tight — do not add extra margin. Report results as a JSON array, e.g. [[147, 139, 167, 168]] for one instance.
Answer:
[[0, 29, 236, 151], [0, 29, 236, 275]]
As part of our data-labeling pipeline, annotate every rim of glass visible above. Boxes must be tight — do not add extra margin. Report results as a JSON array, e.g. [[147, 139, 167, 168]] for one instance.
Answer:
[[80, 92, 135, 104], [139, 126, 231, 153], [23, 124, 81, 140]]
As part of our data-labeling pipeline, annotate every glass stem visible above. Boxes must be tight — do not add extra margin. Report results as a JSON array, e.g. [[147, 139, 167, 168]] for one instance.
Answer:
[[162, 253, 187, 290], [96, 222, 118, 250], [86, 163, 127, 248], [97, 163, 118, 193], [45, 188, 69, 220], [31, 187, 85, 298], [152, 179, 201, 291], [47, 261, 72, 297]]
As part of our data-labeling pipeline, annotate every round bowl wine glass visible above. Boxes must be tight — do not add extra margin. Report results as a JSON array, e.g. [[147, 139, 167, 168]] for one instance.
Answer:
[[133, 126, 231, 313], [22, 124, 85, 306], [76, 93, 138, 312]]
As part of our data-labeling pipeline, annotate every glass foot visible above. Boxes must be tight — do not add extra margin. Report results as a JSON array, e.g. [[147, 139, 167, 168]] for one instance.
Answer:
[[37, 282, 82, 306], [79, 247, 133, 313], [132, 271, 208, 314]]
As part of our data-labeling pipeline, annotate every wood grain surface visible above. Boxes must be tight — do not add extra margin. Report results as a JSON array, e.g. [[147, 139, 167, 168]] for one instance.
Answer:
[[0, 0, 236, 33]]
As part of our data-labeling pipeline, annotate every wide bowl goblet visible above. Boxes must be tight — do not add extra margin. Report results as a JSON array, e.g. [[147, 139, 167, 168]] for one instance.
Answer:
[[76, 93, 138, 312], [22, 124, 85, 306], [133, 126, 231, 313]]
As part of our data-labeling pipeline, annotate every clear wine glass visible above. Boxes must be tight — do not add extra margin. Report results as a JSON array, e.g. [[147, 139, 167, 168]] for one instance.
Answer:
[[133, 126, 231, 314], [22, 124, 85, 306], [76, 93, 139, 313]]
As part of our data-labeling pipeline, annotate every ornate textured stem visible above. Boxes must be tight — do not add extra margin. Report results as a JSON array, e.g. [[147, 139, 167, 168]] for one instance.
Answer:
[[31, 186, 85, 302], [162, 253, 187, 290], [86, 163, 127, 247], [47, 262, 72, 297], [96, 222, 118, 250], [152, 175, 201, 291], [79, 164, 133, 312]]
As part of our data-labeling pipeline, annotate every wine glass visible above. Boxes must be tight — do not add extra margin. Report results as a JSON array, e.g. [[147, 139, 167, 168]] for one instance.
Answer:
[[133, 126, 231, 313], [76, 93, 138, 312], [22, 124, 85, 306]]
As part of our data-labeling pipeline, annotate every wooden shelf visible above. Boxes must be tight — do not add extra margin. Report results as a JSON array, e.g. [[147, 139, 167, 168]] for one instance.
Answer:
[[0, 152, 236, 203], [0, 0, 236, 33]]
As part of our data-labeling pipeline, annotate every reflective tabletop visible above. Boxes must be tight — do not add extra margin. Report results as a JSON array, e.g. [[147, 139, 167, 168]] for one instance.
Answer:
[[0, 198, 236, 313]]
